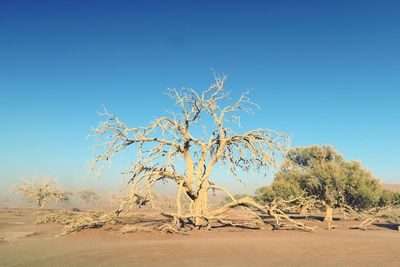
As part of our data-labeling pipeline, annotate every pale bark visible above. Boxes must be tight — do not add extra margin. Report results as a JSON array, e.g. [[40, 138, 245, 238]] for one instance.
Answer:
[[91, 75, 300, 232], [324, 203, 333, 223]]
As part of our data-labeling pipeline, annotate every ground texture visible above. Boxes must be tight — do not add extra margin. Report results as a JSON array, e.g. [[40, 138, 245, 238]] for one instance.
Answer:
[[0, 207, 399, 267]]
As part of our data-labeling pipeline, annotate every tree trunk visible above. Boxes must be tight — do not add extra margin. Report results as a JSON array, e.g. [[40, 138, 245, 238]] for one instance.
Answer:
[[37, 198, 44, 209], [324, 203, 333, 222], [193, 186, 209, 227], [300, 205, 307, 216]]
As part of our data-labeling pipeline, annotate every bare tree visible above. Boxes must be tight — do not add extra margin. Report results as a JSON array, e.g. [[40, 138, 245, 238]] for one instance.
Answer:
[[15, 177, 71, 208], [90, 75, 305, 231]]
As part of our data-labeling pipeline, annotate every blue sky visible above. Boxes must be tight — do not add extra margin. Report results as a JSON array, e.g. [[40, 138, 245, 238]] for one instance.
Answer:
[[1, 0, 399, 196]]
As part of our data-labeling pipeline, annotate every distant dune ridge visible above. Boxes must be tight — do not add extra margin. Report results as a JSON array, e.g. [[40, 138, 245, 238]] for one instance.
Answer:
[[383, 183, 400, 192]]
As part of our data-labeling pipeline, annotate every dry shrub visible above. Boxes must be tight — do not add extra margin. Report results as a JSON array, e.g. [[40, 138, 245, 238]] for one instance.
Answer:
[[37, 209, 119, 235]]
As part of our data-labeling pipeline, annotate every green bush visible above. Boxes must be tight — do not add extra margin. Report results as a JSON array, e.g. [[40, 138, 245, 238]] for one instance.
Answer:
[[255, 145, 390, 221]]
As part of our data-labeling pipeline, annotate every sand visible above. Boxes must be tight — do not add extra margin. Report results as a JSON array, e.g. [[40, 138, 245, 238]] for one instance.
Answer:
[[0, 207, 399, 267]]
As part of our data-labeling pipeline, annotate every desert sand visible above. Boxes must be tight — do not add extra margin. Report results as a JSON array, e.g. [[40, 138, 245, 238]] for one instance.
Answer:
[[1, 207, 399, 267]]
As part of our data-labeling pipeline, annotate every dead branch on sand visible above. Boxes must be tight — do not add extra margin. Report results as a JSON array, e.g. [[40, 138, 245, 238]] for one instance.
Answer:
[[339, 204, 400, 230], [36, 209, 119, 236]]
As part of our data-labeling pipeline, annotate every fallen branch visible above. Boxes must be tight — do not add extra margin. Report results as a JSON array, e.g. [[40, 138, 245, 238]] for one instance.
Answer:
[[37, 209, 119, 236]]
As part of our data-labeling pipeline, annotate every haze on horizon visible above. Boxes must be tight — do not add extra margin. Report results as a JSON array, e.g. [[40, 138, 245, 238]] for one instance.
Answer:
[[1, 0, 399, 199]]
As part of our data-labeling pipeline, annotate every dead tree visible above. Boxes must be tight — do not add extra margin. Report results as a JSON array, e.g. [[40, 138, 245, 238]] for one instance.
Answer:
[[15, 177, 71, 208], [90, 75, 312, 231]]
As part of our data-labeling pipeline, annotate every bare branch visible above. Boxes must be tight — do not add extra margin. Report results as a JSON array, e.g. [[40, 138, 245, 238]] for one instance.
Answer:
[[89, 74, 293, 230]]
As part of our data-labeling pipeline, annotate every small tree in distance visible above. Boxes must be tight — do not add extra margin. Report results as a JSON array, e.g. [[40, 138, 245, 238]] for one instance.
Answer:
[[90, 75, 294, 229], [15, 177, 71, 208], [78, 189, 102, 207]]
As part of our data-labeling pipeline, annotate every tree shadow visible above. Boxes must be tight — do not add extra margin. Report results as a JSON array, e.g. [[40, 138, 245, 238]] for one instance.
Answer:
[[373, 223, 399, 231], [283, 215, 341, 222], [211, 224, 261, 230]]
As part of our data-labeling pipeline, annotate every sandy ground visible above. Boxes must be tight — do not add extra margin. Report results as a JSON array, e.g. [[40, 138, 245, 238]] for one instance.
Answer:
[[0, 207, 399, 267]]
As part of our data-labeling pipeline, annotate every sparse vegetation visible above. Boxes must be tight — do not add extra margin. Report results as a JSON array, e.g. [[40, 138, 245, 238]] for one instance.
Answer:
[[13, 81, 399, 236], [22, 101, 399, 236]]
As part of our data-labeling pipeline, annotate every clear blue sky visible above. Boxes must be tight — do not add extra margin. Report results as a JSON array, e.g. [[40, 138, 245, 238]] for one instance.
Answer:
[[1, 0, 399, 196]]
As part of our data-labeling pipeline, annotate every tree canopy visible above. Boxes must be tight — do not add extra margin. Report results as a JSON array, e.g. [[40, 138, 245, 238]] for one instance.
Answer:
[[255, 145, 389, 222]]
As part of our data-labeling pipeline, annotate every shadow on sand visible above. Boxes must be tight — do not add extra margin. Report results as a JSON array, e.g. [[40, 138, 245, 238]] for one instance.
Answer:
[[373, 223, 399, 231]]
